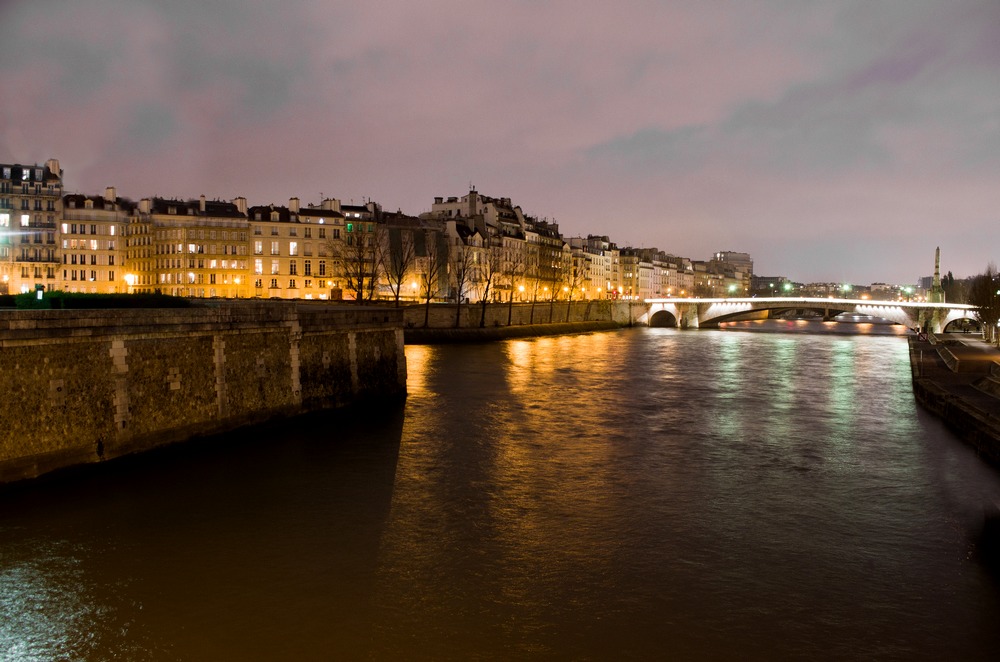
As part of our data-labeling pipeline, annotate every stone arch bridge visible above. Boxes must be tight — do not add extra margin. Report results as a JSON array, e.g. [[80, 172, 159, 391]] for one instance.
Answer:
[[640, 297, 977, 334]]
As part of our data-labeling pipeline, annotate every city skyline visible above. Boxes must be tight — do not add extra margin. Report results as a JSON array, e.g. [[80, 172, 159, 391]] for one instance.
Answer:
[[2, 0, 998, 284]]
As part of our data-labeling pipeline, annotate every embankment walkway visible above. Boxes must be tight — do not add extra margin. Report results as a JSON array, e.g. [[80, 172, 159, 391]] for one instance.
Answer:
[[910, 333, 1000, 465]]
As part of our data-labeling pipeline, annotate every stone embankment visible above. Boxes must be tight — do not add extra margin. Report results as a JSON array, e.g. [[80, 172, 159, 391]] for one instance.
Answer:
[[0, 303, 406, 485], [402, 300, 643, 343], [909, 333, 1000, 465]]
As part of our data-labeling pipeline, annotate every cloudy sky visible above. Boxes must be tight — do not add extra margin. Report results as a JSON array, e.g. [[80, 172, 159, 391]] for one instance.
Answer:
[[1, 0, 997, 284]]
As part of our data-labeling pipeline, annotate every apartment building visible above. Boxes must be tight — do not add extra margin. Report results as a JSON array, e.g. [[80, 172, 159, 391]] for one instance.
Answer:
[[0, 159, 63, 294], [129, 196, 249, 298], [61, 187, 132, 292]]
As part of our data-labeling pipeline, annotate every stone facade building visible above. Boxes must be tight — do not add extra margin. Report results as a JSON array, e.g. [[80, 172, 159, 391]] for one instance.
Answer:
[[1, 159, 756, 303]]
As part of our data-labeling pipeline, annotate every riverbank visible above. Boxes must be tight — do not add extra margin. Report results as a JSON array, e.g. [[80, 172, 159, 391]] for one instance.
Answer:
[[0, 304, 406, 485], [909, 333, 1000, 466]]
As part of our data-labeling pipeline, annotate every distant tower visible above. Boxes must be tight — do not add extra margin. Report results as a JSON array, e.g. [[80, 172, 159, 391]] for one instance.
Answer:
[[928, 247, 945, 303]]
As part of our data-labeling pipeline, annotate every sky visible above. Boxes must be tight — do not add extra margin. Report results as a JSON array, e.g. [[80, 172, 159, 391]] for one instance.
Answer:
[[1, 0, 997, 284]]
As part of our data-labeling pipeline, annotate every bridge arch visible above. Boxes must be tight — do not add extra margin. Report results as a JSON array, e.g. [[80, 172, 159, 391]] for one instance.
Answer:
[[643, 297, 975, 333], [943, 317, 981, 333], [648, 310, 677, 327]]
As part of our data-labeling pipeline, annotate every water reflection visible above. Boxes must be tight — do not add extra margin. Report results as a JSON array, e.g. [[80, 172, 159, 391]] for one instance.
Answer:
[[2, 327, 999, 660]]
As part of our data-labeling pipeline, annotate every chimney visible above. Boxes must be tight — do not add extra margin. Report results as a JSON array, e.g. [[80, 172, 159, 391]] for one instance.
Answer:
[[104, 186, 117, 204], [139, 198, 151, 214], [289, 197, 300, 213], [468, 189, 478, 218], [232, 196, 247, 215], [199, 194, 206, 213], [45, 158, 61, 177]]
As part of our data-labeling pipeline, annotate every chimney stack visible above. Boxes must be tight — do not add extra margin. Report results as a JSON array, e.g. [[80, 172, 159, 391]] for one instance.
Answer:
[[289, 197, 300, 213], [199, 194, 206, 213], [104, 186, 117, 204]]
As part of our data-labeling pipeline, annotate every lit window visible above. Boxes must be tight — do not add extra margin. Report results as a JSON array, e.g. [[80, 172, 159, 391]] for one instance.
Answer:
[[289, 241, 298, 256], [20, 214, 29, 227]]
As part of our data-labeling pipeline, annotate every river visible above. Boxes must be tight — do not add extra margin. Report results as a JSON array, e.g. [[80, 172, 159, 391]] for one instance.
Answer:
[[2, 321, 999, 660]]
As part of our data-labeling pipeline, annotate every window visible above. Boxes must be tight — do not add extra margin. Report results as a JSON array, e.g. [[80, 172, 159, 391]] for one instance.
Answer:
[[90, 225, 96, 235], [289, 227, 297, 237], [270, 241, 279, 255], [332, 228, 340, 239], [270, 278, 278, 288], [319, 261, 326, 276], [304, 227, 312, 238], [288, 279, 296, 289], [20, 214, 28, 227], [254, 240, 263, 255], [271, 226, 279, 236], [254, 259, 263, 275], [319, 228, 326, 239], [0, 214, 8, 227], [289, 241, 298, 256], [289, 260, 297, 276], [271, 259, 279, 275], [304, 260, 311, 276], [254, 225, 262, 235]]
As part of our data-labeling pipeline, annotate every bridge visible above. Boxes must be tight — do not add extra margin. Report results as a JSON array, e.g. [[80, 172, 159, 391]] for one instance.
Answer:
[[640, 297, 977, 333]]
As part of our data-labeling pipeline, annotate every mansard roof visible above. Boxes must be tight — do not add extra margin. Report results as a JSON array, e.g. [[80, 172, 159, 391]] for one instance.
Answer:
[[1, 163, 61, 183], [298, 207, 345, 220], [148, 197, 244, 218], [63, 193, 137, 212], [248, 204, 296, 223]]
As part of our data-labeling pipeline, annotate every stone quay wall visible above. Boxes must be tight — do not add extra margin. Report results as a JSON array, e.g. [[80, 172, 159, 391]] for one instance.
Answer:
[[402, 300, 644, 331], [0, 304, 406, 484]]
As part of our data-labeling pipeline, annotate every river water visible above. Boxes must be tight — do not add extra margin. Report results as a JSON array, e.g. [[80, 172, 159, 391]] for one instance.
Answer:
[[2, 321, 1000, 660]]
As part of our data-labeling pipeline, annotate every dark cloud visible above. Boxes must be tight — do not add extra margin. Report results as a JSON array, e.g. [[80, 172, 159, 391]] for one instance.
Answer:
[[124, 104, 177, 149]]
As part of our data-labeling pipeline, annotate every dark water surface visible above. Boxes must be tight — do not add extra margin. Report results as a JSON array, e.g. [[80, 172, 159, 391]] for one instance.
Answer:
[[2, 323, 1000, 660]]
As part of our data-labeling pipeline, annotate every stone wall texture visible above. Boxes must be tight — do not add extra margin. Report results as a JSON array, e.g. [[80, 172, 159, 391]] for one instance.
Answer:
[[402, 300, 644, 329], [0, 303, 406, 484]]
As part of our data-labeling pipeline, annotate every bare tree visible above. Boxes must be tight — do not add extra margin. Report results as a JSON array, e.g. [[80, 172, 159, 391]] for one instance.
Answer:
[[477, 240, 503, 328], [380, 223, 417, 307], [419, 229, 447, 328], [331, 228, 366, 303], [503, 239, 527, 325], [564, 257, 588, 322], [968, 263, 1000, 344], [452, 240, 477, 328]]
